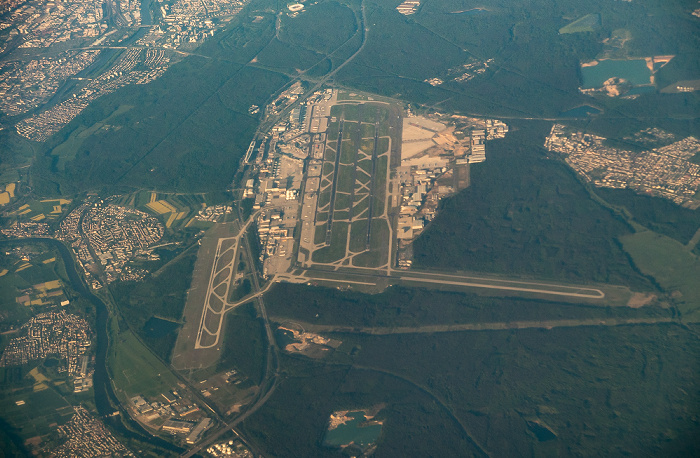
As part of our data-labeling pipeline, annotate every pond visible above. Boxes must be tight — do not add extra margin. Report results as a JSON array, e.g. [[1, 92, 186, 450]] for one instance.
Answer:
[[581, 59, 652, 89], [527, 420, 557, 442], [324, 410, 383, 450], [626, 85, 656, 95]]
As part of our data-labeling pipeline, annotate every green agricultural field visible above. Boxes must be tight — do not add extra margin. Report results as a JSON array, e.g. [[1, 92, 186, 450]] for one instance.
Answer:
[[594, 188, 700, 245], [559, 13, 601, 34], [6, 198, 71, 222], [0, 386, 73, 441], [0, 244, 73, 332], [621, 230, 700, 319], [114, 191, 230, 230]]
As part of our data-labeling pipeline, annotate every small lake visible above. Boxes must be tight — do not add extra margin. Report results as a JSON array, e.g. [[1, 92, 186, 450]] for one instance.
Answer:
[[324, 411, 382, 450], [527, 420, 557, 441], [581, 59, 652, 89], [626, 85, 656, 95], [560, 105, 601, 117]]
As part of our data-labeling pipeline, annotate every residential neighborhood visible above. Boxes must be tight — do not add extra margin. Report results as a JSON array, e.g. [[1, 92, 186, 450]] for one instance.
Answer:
[[545, 124, 700, 208], [0, 311, 91, 378]]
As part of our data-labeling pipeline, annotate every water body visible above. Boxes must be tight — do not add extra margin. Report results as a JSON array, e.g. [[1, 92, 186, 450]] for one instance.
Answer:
[[626, 85, 656, 95], [526, 420, 557, 441], [581, 59, 652, 89], [42, 2, 154, 112], [560, 105, 602, 118], [140, 0, 153, 26], [324, 411, 382, 449], [0, 238, 180, 453]]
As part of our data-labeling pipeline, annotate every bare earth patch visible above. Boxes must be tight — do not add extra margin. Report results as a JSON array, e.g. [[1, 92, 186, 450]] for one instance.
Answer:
[[627, 292, 657, 308]]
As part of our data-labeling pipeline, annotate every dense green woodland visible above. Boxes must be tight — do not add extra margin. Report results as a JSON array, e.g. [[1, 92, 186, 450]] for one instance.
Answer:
[[19, 0, 698, 194], [594, 188, 700, 244], [248, 284, 700, 457], [265, 284, 670, 329], [413, 122, 653, 289], [241, 358, 478, 457], [2, 0, 699, 455], [111, 252, 196, 360], [217, 303, 266, 384]]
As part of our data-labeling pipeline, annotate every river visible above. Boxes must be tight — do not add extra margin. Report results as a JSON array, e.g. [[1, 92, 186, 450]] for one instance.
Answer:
[[40, 0, 155, 122], [0, 238, 180, 453]]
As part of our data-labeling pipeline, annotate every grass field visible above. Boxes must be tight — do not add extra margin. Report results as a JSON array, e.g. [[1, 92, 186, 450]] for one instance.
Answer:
[[6, 199, 71, 222], [594, 187, 700, 245], [109, 330, 180, 399], [0, 245, 70, 331], [559, 13, 601, 34], [312, 222, 349, 263], [0, 384, 73, 442], [351, 219, 390, 267], [308, 101, 395, 268], [621, 230, 700, 319], [113, 191, 220, 229]]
